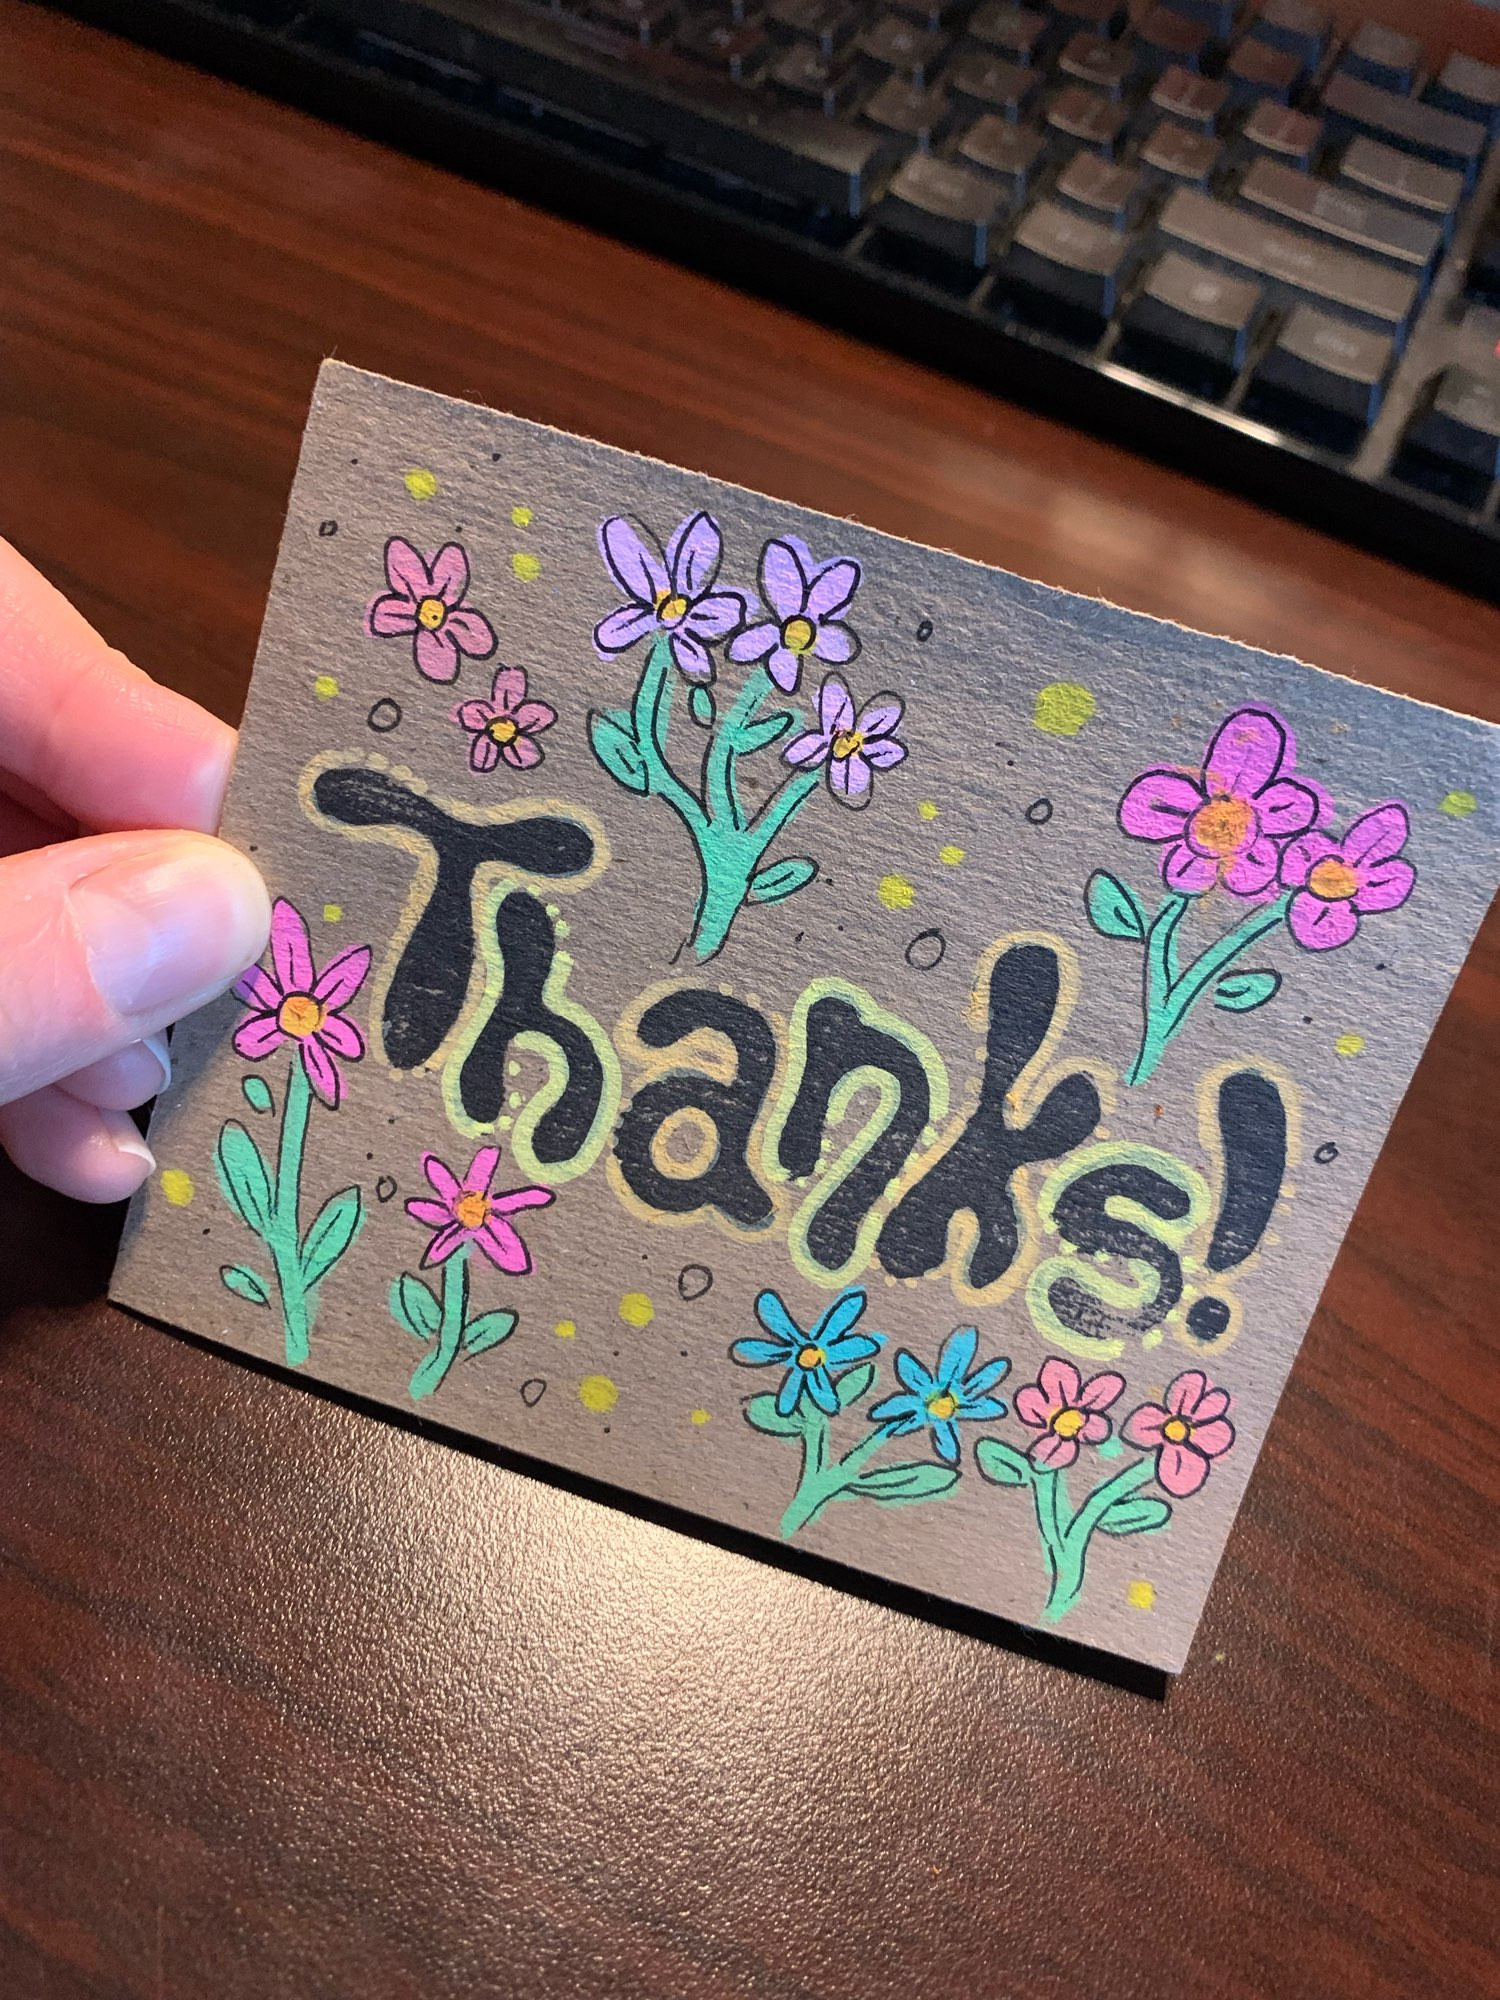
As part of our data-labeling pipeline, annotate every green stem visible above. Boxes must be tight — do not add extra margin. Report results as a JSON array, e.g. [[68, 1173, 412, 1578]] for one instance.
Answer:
[[633, 635, 708, 836], [1125, 892, 1291, 1086], [413, 1248, 469, 1400], [779, 1414, 897, 1538], [706, 666, 771, 831], [268, 1058, 313, 1366], [1042, 1457, 1155, 1622]]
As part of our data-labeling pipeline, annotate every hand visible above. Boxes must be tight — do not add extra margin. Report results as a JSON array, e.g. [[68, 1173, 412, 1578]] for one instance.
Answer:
[[0, 538, 270, 1202]]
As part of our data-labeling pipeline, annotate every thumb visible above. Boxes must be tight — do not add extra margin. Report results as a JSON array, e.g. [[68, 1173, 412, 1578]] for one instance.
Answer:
[[0, 829, 270, 1108]]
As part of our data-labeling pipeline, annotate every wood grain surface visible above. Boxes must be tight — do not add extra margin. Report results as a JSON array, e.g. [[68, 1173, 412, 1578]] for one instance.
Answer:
[[1, 5, 1496, 1995]]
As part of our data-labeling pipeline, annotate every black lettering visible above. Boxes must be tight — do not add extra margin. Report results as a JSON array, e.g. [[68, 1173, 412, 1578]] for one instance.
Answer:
[[1042, 1162, 1190, 1345]]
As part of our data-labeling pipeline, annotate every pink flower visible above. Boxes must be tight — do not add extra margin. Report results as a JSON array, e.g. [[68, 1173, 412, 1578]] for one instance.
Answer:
[[366, 538, 497, 683], [1280, 802, 1415, 951], [455, 665, 557, 774], [1118, 707, 1320, 899], [405, 1146, 554, 1271], [1122, 1370, 1236, 1498], [233, 901, 370, 1109], [783, 675, 907, 808], [1014, 1357, 1126, 1470]]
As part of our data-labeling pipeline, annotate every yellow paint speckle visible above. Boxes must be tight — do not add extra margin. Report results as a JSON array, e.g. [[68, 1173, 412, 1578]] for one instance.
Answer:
[[690, 1408, 712, 1426], [323, 903, 343, 924], [404, 467, 438, 502], [313, 674, 339, 700], [512, 551, 541, 582], [1335, 1033, 1366, 1058], [1439, 789, 1477, 818], [619, 1291, 655, 1328], [579, 1374, 618, 1414], [511, 505, 532, 527], [1142, 1327, 1164, 1349], [939, 844, 966, 866], [1127, 1579, 1156, 1611], [1034, 682, 1096, 737], [918, 800, 940, 821], [878, 874, 916, 911], [554, 1319, 577, 1339], [160, 1170, 195, 1207]]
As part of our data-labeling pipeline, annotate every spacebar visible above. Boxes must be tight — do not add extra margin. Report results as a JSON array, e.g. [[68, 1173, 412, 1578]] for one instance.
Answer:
[[1156, 188, 1418, 334]]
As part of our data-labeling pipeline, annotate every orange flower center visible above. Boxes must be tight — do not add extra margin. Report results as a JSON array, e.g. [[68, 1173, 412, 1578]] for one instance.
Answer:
[[277, 992, 325, 1039], [453, 1191, 490, 1231], [1307, 857, 1360, 901], [926, 1391, 959, 1420], [1051, 1406, 1086, 1439], [416, 595, 447, 630], [488, 716, 519, 745], [1189, 793, 1254, 858], [1162, 1416, 1191, 1444], [796, 1344, 826, 1370], [782, 616, 815, 655], [831, 729, 865, 761], [654, 589, 689, 625]]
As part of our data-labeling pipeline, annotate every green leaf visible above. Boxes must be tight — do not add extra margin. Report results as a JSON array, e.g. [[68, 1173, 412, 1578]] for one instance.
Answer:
[[409, 1348, 451, 1401], [745, 1393, 803, 1437], [748, 856, 817, 905], [464, 1308, 517, 1355], [241, 1074, 274, 1115], [220, 1264, 270, 1307], [834, 1361, 876, 1410], [391, 1272, 440, 1342], [589, 709, 649, 793], [1214, 969, 1281, 1013], [735, 711, 795, 755], [1085, 870, 1147, 942], [215, 1120, 273, 1234], [689, 685, 715, 727], [1098, 1496, 1172, 1536], [300, 1185, 362, 1289], [851, 1461, 960, 1503], [975, 1437, 1034, 1488]]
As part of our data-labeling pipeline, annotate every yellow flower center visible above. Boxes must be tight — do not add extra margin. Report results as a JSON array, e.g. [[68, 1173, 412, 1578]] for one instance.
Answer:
[[416, 595, 447, 630], [831, 729, 865, 761], [453, 1191, 490, 1231], [926, 1391, 959, 1420], [277, 992, 325, 1039], [1308, 857, 1360, 902], [782, 616, 815, 655], [1189, 793, 1254, 858], [654, 589, 689, 625], [488, 716, 519, 745], [1051, 1407, 1086, 1439], [1162, 1416, 1191, 1444], [796, 1344, 826, 1370]]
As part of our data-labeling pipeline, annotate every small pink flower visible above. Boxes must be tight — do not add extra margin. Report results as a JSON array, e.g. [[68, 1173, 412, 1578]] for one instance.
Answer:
[[1280, 802, 1415, 952], [366, 537, 497, 683], [1014, 1356, 1126, 1470], [455, 665, 557, 774], [1118, 707, 1320, 899], [232, 899, 370, 1108], [405, 1146, 554, 1272], [1123, 1370, 1236, 1498], [783, 675, 907, 809]]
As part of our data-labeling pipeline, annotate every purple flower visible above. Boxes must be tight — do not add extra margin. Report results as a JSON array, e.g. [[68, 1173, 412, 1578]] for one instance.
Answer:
[[593, 513, 747, 682], [1118, 706, 1320, 899], [727, 536, 861, 693], [784, 676, 907, 809], [366, 539, 497, 683], [232, 899, 370, 1108], [1280, 802, 1415, 950], [455, 664, 556, 774]]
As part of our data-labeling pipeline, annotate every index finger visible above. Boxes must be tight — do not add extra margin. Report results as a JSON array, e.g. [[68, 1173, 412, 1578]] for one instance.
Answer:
[[0, 536, 236, 834]]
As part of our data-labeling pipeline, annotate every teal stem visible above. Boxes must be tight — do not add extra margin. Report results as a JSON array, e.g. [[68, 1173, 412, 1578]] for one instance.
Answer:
[[1125, 891, 1292, 1086], [267, 1057, 313, 1366], [1041, 1456, 1156, 1622], [412, 1247, 469, 1400], [779, 1412, 894, 1538]]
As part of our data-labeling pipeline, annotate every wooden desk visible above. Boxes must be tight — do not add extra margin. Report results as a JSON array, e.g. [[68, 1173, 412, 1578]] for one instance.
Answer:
[[1, 5, 1495, 1994]]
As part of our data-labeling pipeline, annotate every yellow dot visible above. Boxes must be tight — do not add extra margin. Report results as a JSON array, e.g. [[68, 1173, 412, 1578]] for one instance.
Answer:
[[939, 844, 965, 866], [579, 1374, 618, 1414], [619, 1291, 654, 1328], [918, 800, 940, 821], [1034, 682, 1096, 737], [690, 1408, 712, 1426], [313, 674, 339, 700], [1439, 789, 1477, 818], [404, 467, 438, 502], [323, 903, 343, 924], [511, 505, 532, 527], [554, 1319, 577, 1339], [160, 1170, 195, 1207], [1127, 1579, 1156, 1611], [877, 873, 916, 911], [512, 551, 541, 582], [1335, 1033, 1366, 1058]]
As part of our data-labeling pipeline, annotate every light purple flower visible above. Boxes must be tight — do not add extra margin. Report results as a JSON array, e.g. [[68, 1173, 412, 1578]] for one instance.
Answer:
[[727, 536, 861, 693], [366, 538, 497, 683], [455, 664, 556, 774], [784, 676, 906, 809], [1117, 706, 1320, 899], [232, 899, 370, 1109], [593, 512, 747, 682], [1280, 802, 1415, 951]]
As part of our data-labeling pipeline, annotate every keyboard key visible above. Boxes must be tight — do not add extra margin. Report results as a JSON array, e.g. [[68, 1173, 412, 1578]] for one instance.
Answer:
[[1047, 83, 1128, 153], [1224, 37, 1300, 106], [1247, 0, 1328, 64], [1058, 31, 1133, 96], [1238, 158, 1444, 272], [1141, 119, 1223, 185], [1254, 305, 1392, 424], [1156, 185, 1419, 333], [1151, 65, 1229, 131], [586, 0, 678, 45], [766, 0, 860, 56], [1134, 6, 1209, 77], [770, 41, 862, 110], [967, 0, 1049, 61], [856, 14, 947, 79], [1321, 75, 1487, 182], [1238, 99, 1320, 167], [1427, 53, 1500, 134], [1054, 149, 1145, 226], [1169, 0, 1241, 35], [957, 113, 1045, 192], [863, 73, 952, 142], [1404, 366, 1500, 475], [946, 50, 1040, 117], [1338, 21, 1420, 95], [1128, 250, 1260, 362], [874, 152, 1005, 261], [678, 11, 772, 78], [1339, 138, 1462, 224], [1048, 0, 1128, 35], [995, 197, 1131, 331]]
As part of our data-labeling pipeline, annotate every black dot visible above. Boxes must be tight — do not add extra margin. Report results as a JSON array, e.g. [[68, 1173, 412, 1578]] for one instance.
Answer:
[[916, 618, 934, 642], [603, 1426, 611, 1435], [1302, 1016, 1313, 1025], [248, 845, 258, 853], [376, 1176, 398, 1202], [318, 519, 338, 538], [1025, 797, 1054, 826], [1314, 1142, 1339, 1165], [1375, 962, 1386, 971], [492, 451, 503, 460], [905, 927, 946, 972], [1186, 1297, 1232, 1342], [1007, 759, 1015, 767], [366, 1153, 374, 1162], [368, 697, 402, 733], [678, 1263, 713, 1301]]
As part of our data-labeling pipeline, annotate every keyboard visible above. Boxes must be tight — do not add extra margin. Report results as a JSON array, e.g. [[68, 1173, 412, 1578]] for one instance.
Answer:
[[48, 0, 1500, 598]]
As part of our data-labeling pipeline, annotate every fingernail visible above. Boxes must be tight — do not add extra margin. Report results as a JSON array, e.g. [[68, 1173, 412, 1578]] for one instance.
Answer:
[[114, 1128, 156, 1172], [143, 1030, 172, 1094], [73, 837, 271, 1024]]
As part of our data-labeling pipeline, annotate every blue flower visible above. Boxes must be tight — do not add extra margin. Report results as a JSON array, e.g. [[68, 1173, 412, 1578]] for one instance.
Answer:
[[869, 1326, 1009, 1466], [732, 1288, 884, 1417]]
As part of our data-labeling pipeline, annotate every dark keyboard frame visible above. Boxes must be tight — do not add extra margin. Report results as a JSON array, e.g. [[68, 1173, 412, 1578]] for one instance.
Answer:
[[41, 0, 1500, 602]]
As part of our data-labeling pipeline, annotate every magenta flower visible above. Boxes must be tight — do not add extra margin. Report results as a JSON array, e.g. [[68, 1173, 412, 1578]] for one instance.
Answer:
[[1014, 1357, 1126, 1471], [1122, 1370, 1235, 1498], [1118, 707, 1320, 898], [784, 676, 907, 809], [1280, 802, 1415, 951], [366, 538, 497, 683], [232, 899, 370, 1109], [728, 536, 861, 693], [594, 512, 747, 682], [455, 664, 557, 774], [405, 1146, 554, 1272]]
